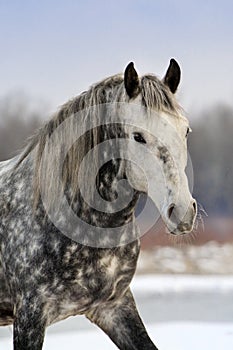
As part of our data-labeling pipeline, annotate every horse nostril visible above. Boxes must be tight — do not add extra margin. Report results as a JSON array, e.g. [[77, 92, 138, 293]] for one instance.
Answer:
[[192, 201, 197, 212], [168, 204, 175, 218]]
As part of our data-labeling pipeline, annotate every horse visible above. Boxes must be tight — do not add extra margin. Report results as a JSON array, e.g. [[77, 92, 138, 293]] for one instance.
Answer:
[[0, 59, 197, 349]]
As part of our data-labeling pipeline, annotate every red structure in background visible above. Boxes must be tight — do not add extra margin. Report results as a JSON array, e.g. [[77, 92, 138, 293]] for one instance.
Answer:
[[140, 218, 233, 250]]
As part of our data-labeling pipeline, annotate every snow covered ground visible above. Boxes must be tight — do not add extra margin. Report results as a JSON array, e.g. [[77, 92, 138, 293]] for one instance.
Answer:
[[137, 242, 233, 274], [1, 275, 233, 349], [2, 322, 233, 350]]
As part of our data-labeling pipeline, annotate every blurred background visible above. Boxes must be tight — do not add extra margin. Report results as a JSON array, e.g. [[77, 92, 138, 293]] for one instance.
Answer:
[[1, 1, 233, 349]]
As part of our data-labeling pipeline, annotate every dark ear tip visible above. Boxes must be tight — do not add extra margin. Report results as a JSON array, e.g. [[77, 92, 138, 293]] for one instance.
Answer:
[[170, 58, 181, 71], [124, 61, 139, 98], [126, 62, 135, 70], [164, 58, 181, 93]]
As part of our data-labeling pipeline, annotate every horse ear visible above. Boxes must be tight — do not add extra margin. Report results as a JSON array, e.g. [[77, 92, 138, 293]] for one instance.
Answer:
[[163, 59, 181, 94], [124, 62, 140, 98]]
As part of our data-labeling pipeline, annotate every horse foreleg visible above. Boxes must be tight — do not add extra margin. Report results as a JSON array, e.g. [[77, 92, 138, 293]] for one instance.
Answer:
[[13, 301, 46, 350], [86, 288, 159, 350]]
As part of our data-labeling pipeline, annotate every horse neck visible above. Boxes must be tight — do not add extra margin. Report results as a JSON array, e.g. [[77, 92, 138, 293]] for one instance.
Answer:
[[71, 158, 140, 228]]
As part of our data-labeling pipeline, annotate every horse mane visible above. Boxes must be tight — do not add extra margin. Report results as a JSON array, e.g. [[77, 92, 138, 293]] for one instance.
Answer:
[[16, 72, 181, 208]]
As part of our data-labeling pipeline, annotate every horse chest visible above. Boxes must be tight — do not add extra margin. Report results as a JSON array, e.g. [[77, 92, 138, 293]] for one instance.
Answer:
[[48, 244, 139, 324]]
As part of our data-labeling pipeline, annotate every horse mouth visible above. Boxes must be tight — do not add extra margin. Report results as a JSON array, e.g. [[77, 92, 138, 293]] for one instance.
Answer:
[[166, 226, 194, 236], [165, 219, 195, 236], [170, 230, 190, 236]]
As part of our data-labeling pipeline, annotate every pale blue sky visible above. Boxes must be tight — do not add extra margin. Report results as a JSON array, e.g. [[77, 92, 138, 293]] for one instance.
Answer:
[[1, 0, 233, 116]]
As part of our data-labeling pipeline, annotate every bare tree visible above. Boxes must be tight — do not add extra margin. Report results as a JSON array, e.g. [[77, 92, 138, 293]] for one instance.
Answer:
[[0, 91, 48, 160]]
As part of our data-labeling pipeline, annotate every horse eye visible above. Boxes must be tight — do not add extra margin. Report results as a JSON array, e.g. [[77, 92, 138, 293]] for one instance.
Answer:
[[186, 127, 190, 137], [133, 133, 146, 144]]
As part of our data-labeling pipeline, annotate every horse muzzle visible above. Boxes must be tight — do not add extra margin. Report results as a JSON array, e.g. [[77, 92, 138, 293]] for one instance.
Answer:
[[166, 199, 197, 235]]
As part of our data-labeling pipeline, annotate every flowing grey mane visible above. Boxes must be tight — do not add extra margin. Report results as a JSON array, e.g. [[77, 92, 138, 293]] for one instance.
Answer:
[[17, 72, 181, 207]]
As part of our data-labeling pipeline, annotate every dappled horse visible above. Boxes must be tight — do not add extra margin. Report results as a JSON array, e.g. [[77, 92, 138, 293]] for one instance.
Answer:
[[0, 60, 196, 349]]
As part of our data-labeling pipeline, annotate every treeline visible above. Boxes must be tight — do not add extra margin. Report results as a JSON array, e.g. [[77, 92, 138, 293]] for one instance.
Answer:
[[189, 104, 233, 216], [0, 92, 47, 160], [0, 93, 232, 217]]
